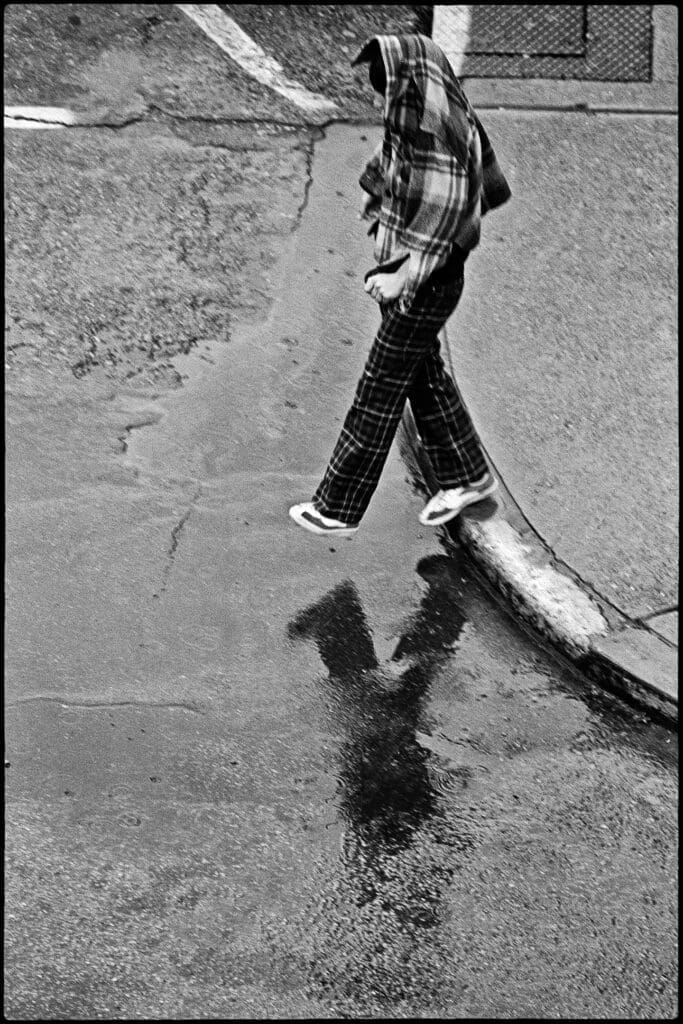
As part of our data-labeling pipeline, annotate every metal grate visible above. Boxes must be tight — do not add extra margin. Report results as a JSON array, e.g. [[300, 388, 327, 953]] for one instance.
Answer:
[[466, 6, 585, 56], [449, 5, 653, 82]]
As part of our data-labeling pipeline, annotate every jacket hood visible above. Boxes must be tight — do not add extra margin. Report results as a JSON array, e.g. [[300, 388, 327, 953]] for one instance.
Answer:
[[353, 34, 473, 160]]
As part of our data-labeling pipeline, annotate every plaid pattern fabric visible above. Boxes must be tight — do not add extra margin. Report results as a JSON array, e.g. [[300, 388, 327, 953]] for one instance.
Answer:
[[357, 35, 511, 311], [313, 274, 489, 525], [376, 125, 481, 312]]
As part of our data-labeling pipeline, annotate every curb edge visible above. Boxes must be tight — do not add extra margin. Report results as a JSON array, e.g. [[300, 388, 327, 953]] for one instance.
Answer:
[[399, 393, 678, 725]]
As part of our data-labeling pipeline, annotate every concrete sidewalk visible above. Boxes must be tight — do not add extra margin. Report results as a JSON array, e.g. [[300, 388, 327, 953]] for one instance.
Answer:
[[405, 5, 678, 720]]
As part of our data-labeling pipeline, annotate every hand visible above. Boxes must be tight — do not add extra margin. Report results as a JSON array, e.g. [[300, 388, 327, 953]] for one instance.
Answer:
[[364, 268, 407, 304], [359, 191, 381, 222]]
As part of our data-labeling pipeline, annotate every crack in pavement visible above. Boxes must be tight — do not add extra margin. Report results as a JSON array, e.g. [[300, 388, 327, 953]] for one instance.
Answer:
[[183, 168, 213, 227], [633, 606, 678, 648], [640, 604, 678, 620], [154, 485, 203, 599], [292, 127, 325, 233], [6, 98, 349, 133], [117, 411, 164, 453]]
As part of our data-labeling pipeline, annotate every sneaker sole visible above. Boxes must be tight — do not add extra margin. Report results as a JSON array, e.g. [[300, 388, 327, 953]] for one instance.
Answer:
[[289, 506, 358, 537], [419, 479, 498, 527]]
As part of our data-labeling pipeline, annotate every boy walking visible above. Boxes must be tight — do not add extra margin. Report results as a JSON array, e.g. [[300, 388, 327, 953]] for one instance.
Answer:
[[290, 34, 510, 536]]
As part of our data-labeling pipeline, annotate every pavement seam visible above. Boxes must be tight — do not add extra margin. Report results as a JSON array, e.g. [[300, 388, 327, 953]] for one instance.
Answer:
[[640, 604, 679, 619], [7, 696, 205, 713], [13, 105, 321, 132], [473, 105, 678, 117], [20, 105, 676, 139]]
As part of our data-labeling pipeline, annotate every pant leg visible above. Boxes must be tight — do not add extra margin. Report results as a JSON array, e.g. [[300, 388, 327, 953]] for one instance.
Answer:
[[408, 331, 490, 489], [313, 282, 461, 524]]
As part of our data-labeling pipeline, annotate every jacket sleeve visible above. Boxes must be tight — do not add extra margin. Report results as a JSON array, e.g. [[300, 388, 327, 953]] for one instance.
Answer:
[[358, 142, 385, 237], [397, 143, 471, 311]]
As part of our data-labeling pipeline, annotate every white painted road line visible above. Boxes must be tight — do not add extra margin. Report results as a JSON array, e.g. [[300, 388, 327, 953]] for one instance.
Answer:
[[176, 4, 338, 113], [433, 6, 472, 77], [4, 105, 76, 129]]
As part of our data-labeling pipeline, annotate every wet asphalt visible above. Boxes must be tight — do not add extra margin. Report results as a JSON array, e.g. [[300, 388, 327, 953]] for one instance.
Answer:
[[4, 5, 678, 1019]]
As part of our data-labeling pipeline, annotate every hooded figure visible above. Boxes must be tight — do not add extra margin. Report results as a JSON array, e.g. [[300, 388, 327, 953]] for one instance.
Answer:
[[355, 34, 511, 310], [289, 34, 509, 538]]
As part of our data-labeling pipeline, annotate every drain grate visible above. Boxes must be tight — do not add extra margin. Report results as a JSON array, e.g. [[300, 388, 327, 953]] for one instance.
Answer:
[[443, 5, 653, 82]]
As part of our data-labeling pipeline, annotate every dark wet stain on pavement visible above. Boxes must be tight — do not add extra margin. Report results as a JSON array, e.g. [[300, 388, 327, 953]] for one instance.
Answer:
[[6, 543, 677, 1019], [286, 558, 488, 1006], [280, 549, 677, 1018]]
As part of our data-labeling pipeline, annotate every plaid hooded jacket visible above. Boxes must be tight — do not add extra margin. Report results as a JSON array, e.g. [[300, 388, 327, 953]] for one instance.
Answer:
[[355, 34, 511, 310]]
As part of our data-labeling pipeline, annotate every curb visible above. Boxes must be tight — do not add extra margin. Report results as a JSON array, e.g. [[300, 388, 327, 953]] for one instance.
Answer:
[[399, 329, 677, 725]]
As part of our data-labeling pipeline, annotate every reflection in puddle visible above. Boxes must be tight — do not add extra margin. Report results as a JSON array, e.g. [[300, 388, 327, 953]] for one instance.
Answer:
[[287, 557, 477, 1009], [288, 561, 471, 856], [288, 555, 469, 863]]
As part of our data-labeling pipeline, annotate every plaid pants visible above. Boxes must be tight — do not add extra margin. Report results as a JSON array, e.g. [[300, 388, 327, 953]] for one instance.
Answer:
[[313, 271, 489, 525]]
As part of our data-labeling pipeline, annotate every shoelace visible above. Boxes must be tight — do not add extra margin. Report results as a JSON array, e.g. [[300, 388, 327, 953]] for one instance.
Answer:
[[430, 489, 462, 512], [432, 479, 491, 510]]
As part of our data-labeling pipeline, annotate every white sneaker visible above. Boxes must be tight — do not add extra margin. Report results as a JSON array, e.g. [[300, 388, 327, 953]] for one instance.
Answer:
[[419, 474, 498, 527], [289, 502, 359, 537]]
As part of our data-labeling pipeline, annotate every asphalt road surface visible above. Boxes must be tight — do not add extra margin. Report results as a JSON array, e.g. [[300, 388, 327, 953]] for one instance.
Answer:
[[4, 5, 678, 1019]]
